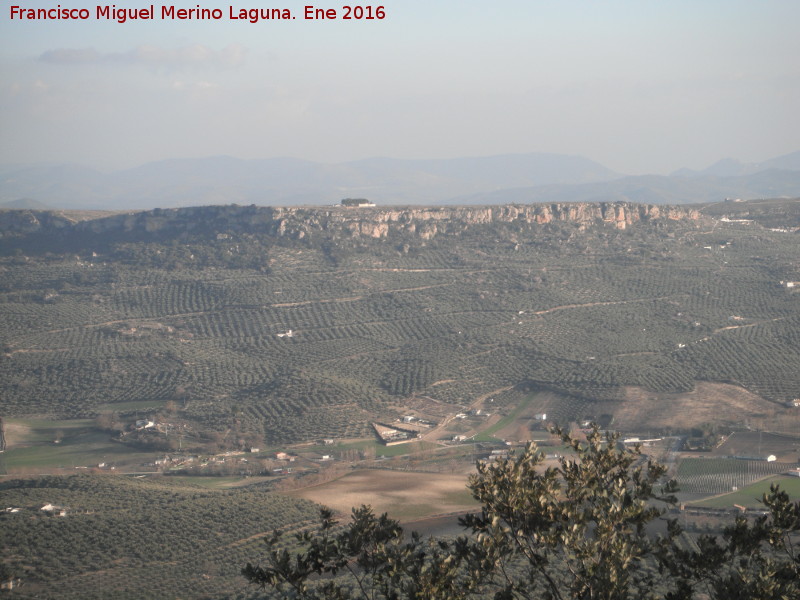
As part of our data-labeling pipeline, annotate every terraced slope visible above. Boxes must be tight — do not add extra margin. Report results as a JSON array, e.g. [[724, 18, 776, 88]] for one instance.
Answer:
[[0, 202, 798, 444]]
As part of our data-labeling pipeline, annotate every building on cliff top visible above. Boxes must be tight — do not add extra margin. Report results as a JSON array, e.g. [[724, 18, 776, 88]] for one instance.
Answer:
[[341, 198, 376, 208]]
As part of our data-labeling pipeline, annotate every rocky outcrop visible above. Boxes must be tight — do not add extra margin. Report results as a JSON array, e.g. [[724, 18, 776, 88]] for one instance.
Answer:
[[262, 203, 702, 240], [0, 202, 704, 243]]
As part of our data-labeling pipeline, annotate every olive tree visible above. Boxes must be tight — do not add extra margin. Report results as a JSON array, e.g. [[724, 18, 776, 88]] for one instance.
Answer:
[[459, 426, 679, 600], [660, 484, 800, 600]]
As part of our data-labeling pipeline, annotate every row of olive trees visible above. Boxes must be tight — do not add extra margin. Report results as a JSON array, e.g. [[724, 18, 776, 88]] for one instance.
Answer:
[[243, 426, 799, 600]]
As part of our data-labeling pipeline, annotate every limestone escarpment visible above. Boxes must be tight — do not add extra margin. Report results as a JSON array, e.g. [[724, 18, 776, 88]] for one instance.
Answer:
[[263, 202, 703, 240], [0, 202, 704, 243]]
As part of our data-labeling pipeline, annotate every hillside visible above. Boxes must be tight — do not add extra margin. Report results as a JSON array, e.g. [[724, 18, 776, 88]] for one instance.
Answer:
[[0, 475, 319, 598], [1, 200, 799, 446]]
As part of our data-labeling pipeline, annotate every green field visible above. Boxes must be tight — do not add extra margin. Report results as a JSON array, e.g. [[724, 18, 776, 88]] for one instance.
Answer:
[[474, 394, 534, 442], [303, 438, 440, 458], [690, 475, 800, 509], [676, 457, 792, 495], [1, 418, 160, 472]]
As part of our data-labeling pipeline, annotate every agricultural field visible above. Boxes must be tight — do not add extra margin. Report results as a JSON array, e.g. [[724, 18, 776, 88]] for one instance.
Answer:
[[711, 430, 800, 462], [287, 468, 479, 521], [1, 417, 161, 473], [0, 474, 321, 599], [1, 200, 799, 451], [675, 457, 795, 495], [689, 474, 800, 509]]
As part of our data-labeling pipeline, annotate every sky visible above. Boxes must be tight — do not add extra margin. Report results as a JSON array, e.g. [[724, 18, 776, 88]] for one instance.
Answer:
[[1, 0, 799, 175]]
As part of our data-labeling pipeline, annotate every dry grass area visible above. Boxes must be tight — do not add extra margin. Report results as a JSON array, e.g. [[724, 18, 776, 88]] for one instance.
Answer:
[[288, 468, 478, 521], [711, 431, 800, 462], [596, 382, 786, 431], [2, 421, 32, 446]]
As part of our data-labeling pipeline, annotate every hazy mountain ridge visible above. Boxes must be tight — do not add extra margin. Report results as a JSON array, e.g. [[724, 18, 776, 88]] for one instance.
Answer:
[[454, 169, 800, 206], [671, 151, 800, 178], [0, 153, 620, 210], [4, 151, 798, 211]]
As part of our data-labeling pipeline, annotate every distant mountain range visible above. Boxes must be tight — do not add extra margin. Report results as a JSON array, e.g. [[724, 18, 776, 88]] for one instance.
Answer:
[[1, 151, 799, 210]]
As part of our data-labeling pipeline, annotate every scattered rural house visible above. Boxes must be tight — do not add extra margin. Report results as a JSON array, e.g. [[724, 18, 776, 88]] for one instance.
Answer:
[[275, 451, 290, 461], [780, 280, 798, 288], [135, 419, 155, 430], [4, 507, 21, 513], [246, 447, 260, 453], [622, 437, 662, 447], [322, 439, 335, 445], [276, 329, 294, 338], [321, 455, 332, 461], [402, 416, 416, 423], [452, 435, 467, 442], [534, 413, 547, 421], [40, 503, 67, 517], [372, 422, 419, 445]]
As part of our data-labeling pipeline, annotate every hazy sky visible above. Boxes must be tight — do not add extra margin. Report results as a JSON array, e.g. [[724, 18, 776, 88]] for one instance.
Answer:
[[2, 0, 799, 174]]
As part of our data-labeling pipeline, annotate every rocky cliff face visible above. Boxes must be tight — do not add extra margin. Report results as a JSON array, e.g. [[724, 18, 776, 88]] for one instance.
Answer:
[[0, 202, 703, 242], [263, 202, 703, 240]]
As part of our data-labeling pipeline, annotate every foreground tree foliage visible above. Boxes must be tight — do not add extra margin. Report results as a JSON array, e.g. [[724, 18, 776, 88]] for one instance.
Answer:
[[243, 427, 800, 600], [660, 485, 800, 600]]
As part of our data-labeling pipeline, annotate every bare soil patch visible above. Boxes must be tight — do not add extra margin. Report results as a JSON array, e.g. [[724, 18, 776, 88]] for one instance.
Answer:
[[595, 382, 781, 431], [288, 469, 477, 521], [3, 421, 32, 446]]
